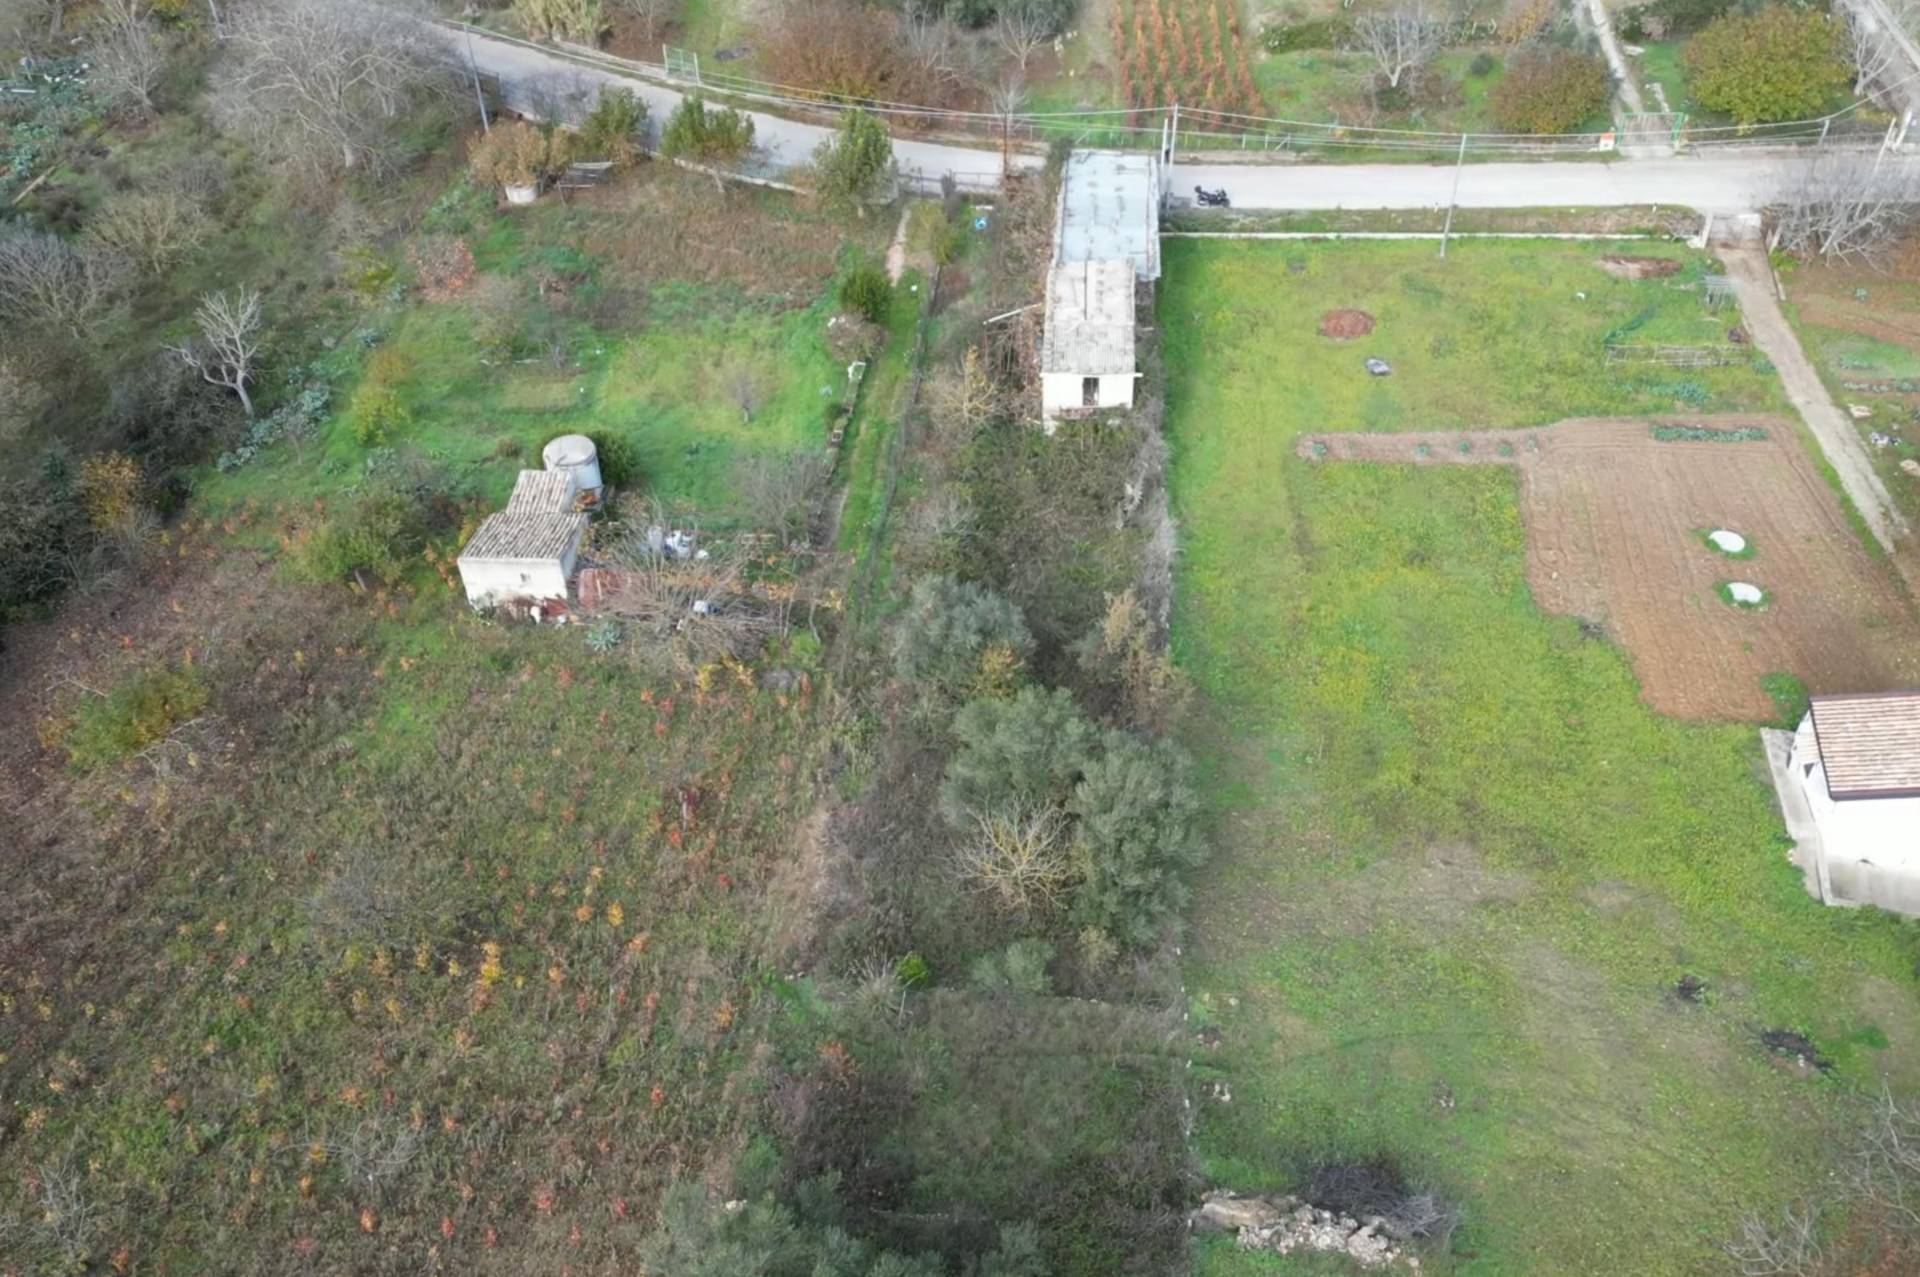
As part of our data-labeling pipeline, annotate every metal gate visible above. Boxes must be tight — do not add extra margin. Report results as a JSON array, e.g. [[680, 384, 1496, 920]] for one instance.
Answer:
[[662, 46, 700, 85]]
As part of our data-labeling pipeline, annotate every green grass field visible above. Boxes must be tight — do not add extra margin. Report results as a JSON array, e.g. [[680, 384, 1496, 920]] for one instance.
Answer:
[[1159, 240, 1920, 1274]]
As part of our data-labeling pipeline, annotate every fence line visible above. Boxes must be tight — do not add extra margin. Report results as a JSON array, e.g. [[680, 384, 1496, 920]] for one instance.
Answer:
[[447, 18, 1904, 162]]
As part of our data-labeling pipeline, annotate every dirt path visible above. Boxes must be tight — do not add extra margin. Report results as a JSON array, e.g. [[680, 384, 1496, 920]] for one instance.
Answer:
[[1715, 242, 1912, 561], [1584, 0, 1647, 117], [884, 204, 912, 283]]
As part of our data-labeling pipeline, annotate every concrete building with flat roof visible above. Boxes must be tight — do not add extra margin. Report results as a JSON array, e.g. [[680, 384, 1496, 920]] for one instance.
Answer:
[[1040, 151, 1161, 425]]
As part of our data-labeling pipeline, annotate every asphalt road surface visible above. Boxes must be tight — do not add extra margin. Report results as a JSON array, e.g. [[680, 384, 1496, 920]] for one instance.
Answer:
[[442, 22, 1918, 213]]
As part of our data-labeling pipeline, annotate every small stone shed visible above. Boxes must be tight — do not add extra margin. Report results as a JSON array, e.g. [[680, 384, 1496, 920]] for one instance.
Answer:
[[1040, 150, 1161, 427], [1766, 691, 1920, 914], [456, 469, 587, 608], [1040, 259, 1138, 425]]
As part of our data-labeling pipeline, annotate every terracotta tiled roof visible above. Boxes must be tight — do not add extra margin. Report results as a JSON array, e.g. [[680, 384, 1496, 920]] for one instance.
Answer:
[[1811, 692, 1920, 800], [457, 512, 587, 564], [507, 469, 576, 515]]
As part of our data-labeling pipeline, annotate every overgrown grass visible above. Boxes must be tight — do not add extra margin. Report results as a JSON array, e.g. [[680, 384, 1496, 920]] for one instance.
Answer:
[[1160, 240, 1920, 1275], [0, 593, 831, 1272], [199, 263, 845, 523]]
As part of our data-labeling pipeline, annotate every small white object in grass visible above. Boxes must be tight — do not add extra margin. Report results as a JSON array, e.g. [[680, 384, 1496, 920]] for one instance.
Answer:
[[1708, 529, 1747, 554], [1727, 582, 1764, 605]]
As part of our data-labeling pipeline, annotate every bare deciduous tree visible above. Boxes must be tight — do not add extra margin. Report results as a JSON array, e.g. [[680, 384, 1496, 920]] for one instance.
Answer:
[[0, 227, 124, 339], [994, 0, 1053, 73], [1348, 1, 1443, 90], [733, 449, 832, 546], [90, 0, 168, 117], [1843, 1, 1906, 95], [597, 515, 799, 666], [84, 190, 211, 276], [610, 0, 674, 46], [211, 0, 451, 175], [1723, 1201, 1826, 1277], [1772, 151, 1920, 262], [1849, 1084, 1920, 1232], [900, 11, 969, 93], [170, 289, 264, 416], [720, 359, 770, 422], [984, 69, 1027, 169], [954, 802, 1073, 915]]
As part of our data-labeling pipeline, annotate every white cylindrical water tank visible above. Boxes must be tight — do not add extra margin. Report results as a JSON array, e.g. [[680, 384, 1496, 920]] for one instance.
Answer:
[[542, 434, 603, 495]]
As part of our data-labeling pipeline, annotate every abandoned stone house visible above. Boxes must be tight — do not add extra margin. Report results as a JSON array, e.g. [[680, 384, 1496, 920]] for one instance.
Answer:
[[1772, 691, 1920, 914], [456, 467, 588, 608], [1040, 150, 1161, 427]]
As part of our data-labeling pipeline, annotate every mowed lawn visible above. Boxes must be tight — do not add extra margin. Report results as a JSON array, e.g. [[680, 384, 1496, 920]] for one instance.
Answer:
[[1160, 240, 1920, 1274]]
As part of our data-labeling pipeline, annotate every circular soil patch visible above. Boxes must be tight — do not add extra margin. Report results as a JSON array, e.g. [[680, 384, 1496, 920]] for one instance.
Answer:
[[1319, 309, 1376, 340]]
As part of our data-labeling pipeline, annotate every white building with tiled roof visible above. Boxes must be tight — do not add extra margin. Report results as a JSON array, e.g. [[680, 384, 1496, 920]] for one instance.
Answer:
[[457, 468, 587, 608], [1778, 692, 1920, 913]]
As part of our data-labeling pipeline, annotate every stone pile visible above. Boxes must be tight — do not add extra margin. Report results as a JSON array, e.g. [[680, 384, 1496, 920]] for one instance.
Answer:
[[1191, 1191, 1417, 1270]]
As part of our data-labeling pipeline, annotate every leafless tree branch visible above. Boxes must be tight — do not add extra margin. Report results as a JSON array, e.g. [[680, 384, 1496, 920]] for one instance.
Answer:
[[1348, 1, 1443, 89]]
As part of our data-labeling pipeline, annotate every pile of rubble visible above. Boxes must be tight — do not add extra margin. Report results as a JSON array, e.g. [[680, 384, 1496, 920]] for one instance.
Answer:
[[1191, 1192, 1418, 1270]]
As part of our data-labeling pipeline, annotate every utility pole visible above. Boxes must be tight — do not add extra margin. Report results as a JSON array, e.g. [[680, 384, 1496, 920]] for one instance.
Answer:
[[467, 27, 492, 134], [1438, 131, 1467, 259], [1169, 101, 1179, 166]]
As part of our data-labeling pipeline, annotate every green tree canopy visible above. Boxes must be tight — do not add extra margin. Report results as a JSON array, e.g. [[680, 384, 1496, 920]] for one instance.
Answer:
[[660, 94, 756, 166], [1489, 47, 1611, 134], [1685, 5, 1850, 125], [813, 107, 897, 213]]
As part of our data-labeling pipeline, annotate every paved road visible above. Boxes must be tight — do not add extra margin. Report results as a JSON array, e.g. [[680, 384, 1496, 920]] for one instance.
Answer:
[[443, 22, 1901, 214]]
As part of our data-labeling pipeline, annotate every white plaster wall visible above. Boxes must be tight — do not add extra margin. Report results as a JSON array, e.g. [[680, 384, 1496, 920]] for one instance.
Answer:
[[1040, 372, 1135, 423], [460, 556, 572, 607]]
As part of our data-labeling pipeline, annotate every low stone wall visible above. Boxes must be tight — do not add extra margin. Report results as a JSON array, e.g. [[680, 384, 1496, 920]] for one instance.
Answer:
[[1191, 1192, 1419, 1269]]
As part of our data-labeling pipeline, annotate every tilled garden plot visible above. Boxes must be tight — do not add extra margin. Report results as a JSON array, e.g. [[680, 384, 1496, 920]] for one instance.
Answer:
[[1298, 415, 1920, 719]]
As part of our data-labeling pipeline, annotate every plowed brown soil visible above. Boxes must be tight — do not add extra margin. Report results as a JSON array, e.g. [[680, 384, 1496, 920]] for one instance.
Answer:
[[1298, 416, 1920, 719]]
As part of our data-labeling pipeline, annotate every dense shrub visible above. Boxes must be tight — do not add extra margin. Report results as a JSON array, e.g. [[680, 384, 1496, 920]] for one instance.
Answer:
[[939, 686, 1205, 947], [1068, 733, 1203, 947], [812, 108, 896, 212], [940, 686, 1099, 823], [968, 939, 1055, 995], [593, 431, 641, 488], [1685, 6, 1849, 125], [939, 0, 1074, 31], [890, 574, 1033, 699], [577, 85, 648, 165], [469, 120, 572, 189], [61, 666, 209, 771], [1490, 47, 1611, 134], [1261, 15, 1350, 52], [640, 1181, 1045, 1276], [1467, 50, 1497, 77], [0, 469, 84, 620], [1619, 0, 1734, 42], [659, 94, 755, 166], [292, 460, 458, 586], [837, 263, 893, 323]]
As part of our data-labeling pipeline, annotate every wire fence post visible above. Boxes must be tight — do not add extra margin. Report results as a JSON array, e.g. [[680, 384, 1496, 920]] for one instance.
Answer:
[[1438, 132, 1467, 259]]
